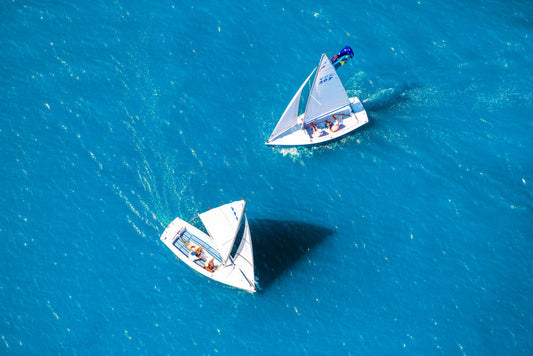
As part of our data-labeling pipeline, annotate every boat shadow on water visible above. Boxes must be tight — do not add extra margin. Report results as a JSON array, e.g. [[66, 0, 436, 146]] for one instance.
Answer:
[[250, 219, 334, 292], [362, 83, 417, 112]]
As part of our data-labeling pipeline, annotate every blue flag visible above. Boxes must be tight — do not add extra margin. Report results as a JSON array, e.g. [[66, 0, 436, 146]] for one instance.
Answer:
[[330, 46, 354, 69]]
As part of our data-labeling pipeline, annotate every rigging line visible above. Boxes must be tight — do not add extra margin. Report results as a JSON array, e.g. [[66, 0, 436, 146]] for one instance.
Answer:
[[239, 268, 254, 288], [310, 93, 321, 105], [235, 253, 253, 267]]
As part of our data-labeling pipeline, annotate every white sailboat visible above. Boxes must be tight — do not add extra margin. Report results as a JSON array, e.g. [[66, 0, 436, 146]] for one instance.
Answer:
[[160, 200, 256, 293], [266, 52, 368, 146]]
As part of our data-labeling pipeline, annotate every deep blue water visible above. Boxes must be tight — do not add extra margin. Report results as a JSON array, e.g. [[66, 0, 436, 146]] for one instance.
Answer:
[[1, 0, 532, 354]]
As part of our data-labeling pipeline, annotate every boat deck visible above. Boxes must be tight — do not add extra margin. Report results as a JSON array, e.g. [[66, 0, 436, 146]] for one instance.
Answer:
[[172, 230, 223, 268], [304, 121, 346, 139]]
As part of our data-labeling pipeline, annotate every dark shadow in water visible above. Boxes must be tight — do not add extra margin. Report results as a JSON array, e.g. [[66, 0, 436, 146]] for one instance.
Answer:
[[251, 219, 335, 292], [362, 83, 418, 112]]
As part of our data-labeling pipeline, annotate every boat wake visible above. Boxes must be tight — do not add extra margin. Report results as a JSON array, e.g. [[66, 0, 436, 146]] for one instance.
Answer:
[[278, 147, 300, 158]]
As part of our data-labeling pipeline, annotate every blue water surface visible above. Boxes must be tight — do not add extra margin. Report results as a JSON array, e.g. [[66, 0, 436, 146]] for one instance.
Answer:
[[1, 0, 532, 354]]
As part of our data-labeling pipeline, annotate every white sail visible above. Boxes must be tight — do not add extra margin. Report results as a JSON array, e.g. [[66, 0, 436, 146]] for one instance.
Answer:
[[304, 54, 350, 124], [268, 69, 316, 142], [233, 215, 254, 287], [198, 200, 245, 263]]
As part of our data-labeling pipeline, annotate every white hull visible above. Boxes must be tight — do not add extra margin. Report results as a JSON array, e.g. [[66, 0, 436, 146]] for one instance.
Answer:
[[161, 215, 256, 293], [266, 97, 368, 146]]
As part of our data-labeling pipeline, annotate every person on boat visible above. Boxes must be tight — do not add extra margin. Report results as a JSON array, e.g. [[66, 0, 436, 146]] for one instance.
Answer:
[[310, 122, 323, 138], [184, 240, 203, 257], [204, 258, 216, 272], [326, 116, 341, 132], [192, 246, 203, 257], [330, 115, 341, 132]]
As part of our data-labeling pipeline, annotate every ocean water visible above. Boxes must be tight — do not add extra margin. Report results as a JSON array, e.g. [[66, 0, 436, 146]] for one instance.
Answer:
[[1, 0, 532, 354]]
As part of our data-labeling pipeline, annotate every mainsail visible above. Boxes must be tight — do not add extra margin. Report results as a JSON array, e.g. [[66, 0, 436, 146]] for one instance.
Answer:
[[198, 200, 245, 263], [267, 69, 316, 142], [303, 54, 351, 125]]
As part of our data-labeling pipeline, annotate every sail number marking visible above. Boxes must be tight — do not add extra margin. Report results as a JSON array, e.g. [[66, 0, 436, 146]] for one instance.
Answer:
[[318, 74, 333, 85]]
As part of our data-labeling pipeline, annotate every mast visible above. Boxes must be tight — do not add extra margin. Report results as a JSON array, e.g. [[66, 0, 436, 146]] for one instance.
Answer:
[[302, 56, 323, 129]]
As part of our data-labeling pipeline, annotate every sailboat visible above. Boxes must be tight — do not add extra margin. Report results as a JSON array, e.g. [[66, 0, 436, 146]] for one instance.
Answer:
[[266, 49, 368, 146], [160, 200, 256, 293]]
